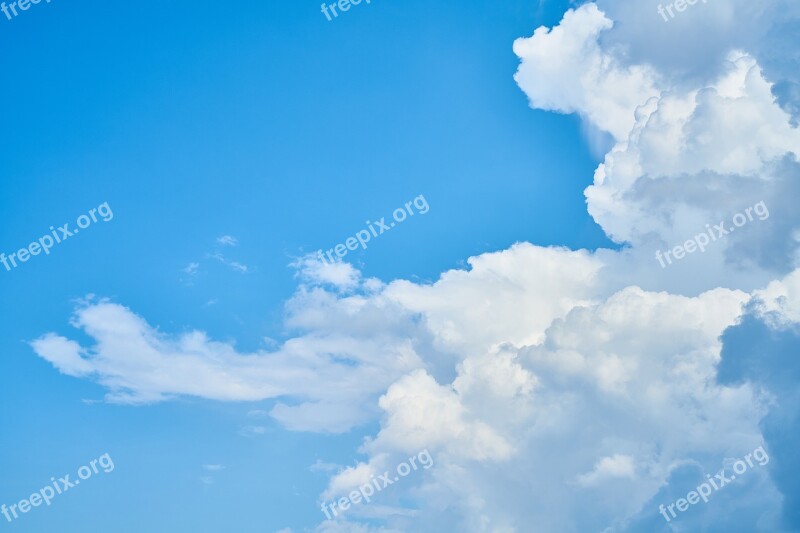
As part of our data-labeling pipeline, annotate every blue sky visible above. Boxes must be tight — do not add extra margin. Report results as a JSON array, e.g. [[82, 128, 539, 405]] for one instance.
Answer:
[[1, 0, 799, 532], [1, 1, 603, 531]]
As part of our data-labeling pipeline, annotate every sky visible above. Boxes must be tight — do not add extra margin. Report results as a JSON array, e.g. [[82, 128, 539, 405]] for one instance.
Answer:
[[0, 0, 799, 532]]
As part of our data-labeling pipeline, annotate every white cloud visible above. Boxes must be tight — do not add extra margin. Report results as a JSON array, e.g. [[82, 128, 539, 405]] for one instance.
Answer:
[[753, 267, 800, 327], [315, 523, 401, 533], [577, 454, 636, 487], [239, 426, 267, 437], [515, 3, 800, 297], [31, 245, 776, 530], [369, 369, 516, 461], [309, 459, 339, 474], [29, 3, 800, 531], [183, 262, 200, 276], [292, 254, 363, 291], [384, 244, 605, 354], [30, 334, 94, 377], [217, 235, 238, 247], [594, 0, 800, 90], [30, 284, 426, 431], [210, 252, 250, 273], [513, 4, 660, 142], [335, 284, 764, 531], [585, 53, 800, 250]]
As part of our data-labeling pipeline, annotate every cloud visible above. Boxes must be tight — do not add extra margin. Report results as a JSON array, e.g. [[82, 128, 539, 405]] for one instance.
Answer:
[[31, 253, 782, 530], [292, 253, 364, 291], [28, 3, 800, 531], [715, 268, 800, 530], [309, 459, 339, 474], [30, 246, 601, 414], [30, 334, 94, 377], [183, 262, 199, 276], [327, 284, 765, 531], [238, 426, 267, 437], [368, 369, 518, 462], [515, 3, 800, 298], [593, 0, 800, 98], [30, 278, 427, 431], [181, 237, 250, 279], [217, 235, 238, 247], [577, 454, 636, 487], [209, 252, 250, 273], [753, 268, 800, 327], [513, 4, 660, 142], [584, 54, 800, 256]]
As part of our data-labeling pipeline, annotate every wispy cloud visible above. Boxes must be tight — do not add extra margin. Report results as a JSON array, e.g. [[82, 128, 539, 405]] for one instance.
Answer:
[[216, 235, 238, 247], [309, 459, 339, 474], [200, 464, 225, 485], [209, 252, 250, 273], [183, 262, 200, 276], [238, 425, 267, 437], [180, 236, 251, 281]]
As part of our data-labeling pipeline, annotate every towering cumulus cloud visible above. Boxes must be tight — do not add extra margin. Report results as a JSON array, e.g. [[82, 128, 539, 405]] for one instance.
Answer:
[[31, 3, 800, 532]]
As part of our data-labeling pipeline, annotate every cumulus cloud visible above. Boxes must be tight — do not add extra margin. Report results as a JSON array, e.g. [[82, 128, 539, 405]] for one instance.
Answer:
[[28, 2, 800, 531], [309, 3, 797, 529], [515, 3, 800, 297], [30, 245, 600, 430], [30, 253, 788, 531], [513, 4, 660, 142], [325, 284, 765, 532], [753, 268, 800, 327], [716, 266, 800, 531], [585, 54, 800, 254]]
